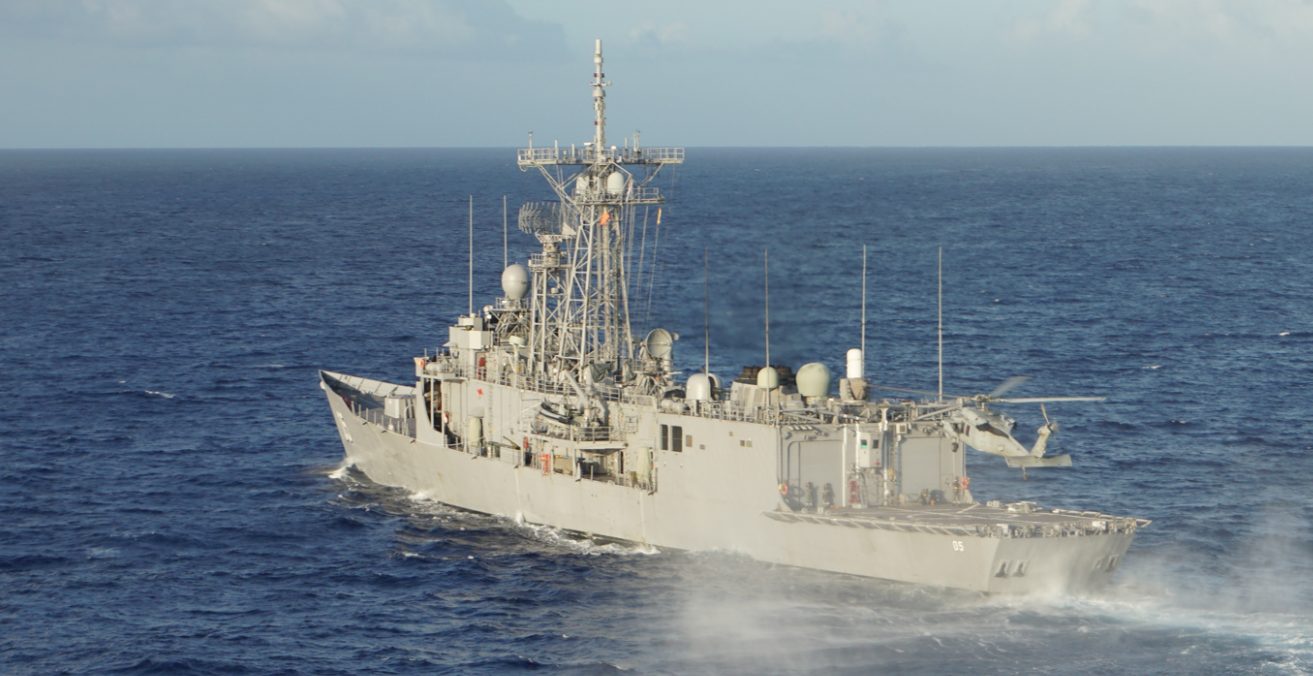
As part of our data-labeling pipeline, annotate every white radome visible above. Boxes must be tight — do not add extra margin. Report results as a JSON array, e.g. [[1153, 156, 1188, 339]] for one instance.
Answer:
[[501, 264, 529, 300], [797, 362, 832, 398]]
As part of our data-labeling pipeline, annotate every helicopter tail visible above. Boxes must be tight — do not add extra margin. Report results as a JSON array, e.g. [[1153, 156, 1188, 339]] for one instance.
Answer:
[[1004, 422, 1071, 468]]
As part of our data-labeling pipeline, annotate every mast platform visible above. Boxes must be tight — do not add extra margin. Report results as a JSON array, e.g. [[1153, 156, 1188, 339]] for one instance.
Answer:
[[517, 146, 684, 167]]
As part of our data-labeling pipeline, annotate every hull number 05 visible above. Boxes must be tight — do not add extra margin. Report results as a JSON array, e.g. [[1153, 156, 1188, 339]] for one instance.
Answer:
[[951, 541, 965, 552]]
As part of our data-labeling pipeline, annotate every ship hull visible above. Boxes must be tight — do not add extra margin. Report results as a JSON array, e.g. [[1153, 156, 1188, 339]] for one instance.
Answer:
[[323, 374, 1134, 594]]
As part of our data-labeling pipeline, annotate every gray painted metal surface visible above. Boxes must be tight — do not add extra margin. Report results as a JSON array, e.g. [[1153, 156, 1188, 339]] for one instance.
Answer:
[[317, 41, 1148, 594]]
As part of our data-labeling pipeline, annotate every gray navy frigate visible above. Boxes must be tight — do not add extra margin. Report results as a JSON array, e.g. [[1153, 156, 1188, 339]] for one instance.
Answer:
[[320, 40, 1149, 594]]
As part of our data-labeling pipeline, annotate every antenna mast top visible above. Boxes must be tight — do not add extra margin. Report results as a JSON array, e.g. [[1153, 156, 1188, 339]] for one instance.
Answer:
[[517, 41, 679, 170], [593, 39, 610, 155]]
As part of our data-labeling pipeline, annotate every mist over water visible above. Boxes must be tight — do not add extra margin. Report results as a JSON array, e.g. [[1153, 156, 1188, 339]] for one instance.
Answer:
[[4, 147, 1313, 674]]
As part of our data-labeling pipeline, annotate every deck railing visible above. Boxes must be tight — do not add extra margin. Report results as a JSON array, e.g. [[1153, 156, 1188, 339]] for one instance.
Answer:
[[423, 354, 822, 427], [517, 146, 683, 166], [350, 401, 417, 438]]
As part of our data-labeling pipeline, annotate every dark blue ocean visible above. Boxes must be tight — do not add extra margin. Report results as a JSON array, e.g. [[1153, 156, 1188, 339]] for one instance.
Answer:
[[4, 147, 1313, 675]]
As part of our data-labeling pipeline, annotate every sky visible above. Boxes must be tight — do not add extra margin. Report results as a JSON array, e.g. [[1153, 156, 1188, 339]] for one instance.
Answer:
[[2, 0, 1313, 148]]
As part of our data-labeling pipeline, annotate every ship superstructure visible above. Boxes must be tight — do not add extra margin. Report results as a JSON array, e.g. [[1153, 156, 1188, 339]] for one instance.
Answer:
[[320, 41, 1148, 593]]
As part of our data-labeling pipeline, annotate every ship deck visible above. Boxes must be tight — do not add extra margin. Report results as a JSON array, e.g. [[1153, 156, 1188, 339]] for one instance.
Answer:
[[764, 503, 1149, 538]]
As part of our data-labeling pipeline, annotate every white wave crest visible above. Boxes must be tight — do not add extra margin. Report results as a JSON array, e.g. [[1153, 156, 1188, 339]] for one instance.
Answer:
[[519, 522, 660, 557], [327, 462, 353, 480]]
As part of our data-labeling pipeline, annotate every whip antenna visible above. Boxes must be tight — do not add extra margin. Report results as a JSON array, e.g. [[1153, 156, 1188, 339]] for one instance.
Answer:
[[938, 247, 943, 400], [764, 248, 770, 368], [468, 195, 474, 316], [704, 247, 711, 374]]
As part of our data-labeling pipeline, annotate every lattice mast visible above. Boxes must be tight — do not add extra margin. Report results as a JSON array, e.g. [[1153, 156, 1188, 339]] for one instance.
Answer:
[[516, 40, 684, 385]]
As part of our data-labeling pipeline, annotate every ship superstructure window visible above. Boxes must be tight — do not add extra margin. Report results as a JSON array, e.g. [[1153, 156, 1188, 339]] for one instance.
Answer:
[[672, 426, 683, 453], [661, 424, 669, 450]]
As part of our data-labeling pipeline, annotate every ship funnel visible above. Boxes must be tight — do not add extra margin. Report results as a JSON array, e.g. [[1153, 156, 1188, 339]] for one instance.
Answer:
[[501, 263, 529, 300]]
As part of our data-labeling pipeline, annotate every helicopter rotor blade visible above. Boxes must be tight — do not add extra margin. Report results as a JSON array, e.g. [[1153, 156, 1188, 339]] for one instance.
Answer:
[[990, 396, 1107, 404], [989, 376, 1031, 399], [867, 383, 975, 400]]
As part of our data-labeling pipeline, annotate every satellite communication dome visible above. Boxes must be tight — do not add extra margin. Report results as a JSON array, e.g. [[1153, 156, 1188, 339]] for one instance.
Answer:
[[797, 362, 833, 398], [501, 264, 529, 300], [686, 373, 714, 401], [757, 366, 780, 390], [606, 171, 625, 195]]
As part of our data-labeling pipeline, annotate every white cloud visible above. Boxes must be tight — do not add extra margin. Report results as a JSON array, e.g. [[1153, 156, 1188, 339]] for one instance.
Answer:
[[0, 0, 564, 58], [629, 20, 690, 45], [818, 3, 900, 48], [1121, 0, 1313, 54], [1012, 0, 1313, 56], [1013, 0, 1096, 41]]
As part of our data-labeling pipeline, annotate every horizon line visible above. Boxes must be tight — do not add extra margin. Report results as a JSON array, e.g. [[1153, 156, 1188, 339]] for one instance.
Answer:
[[3, 144, 1312, 152]]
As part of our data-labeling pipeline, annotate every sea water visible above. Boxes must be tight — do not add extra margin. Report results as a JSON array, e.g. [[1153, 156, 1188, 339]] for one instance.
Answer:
[[3, 147, 1313, 674]]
